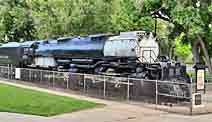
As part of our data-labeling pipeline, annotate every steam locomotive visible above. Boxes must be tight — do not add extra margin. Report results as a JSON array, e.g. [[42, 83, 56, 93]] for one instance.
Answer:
[[0, 31, 191, 100]]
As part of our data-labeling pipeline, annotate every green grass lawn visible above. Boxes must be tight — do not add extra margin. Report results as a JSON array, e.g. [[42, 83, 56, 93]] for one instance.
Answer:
[[0, 83, 99, 116]]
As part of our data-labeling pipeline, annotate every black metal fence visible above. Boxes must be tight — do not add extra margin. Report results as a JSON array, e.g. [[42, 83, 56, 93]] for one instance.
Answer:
[[1, 66, 211, 115]]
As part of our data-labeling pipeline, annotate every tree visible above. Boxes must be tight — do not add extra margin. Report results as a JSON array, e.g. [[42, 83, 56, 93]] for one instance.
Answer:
[[137, 0, 212, 73], [0, 0, 36, 42]]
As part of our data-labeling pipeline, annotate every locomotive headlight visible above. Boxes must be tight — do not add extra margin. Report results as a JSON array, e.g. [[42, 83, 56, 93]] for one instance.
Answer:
[[22, 55, 28, 60]]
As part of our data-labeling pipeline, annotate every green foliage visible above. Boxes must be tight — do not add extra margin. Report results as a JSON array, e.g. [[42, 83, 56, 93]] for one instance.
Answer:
[[209, 4, 212, 12], [174, 33, 191, 58], [0, 0, 36, 41], [0, 83, 98, 116], [0, 0, 211, 60], [142, 0, 211, 57], [0, 0, 153, 41], [170, 1, 211, 43]]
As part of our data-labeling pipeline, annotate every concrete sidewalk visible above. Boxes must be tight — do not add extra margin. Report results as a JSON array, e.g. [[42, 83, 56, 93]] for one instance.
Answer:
[[0, 80, 212, 122]]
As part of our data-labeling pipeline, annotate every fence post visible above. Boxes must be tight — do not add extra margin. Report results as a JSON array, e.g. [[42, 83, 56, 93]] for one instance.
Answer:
[[7, 64, 10, 79], [40, 70, 42, 84], [0, 67, 1, 77], [66, 73, 69, 89], [127, 77, 130, 101], [52, 71, 55, 88], [104, 75, 106, 99], [29, 69, 31, 81], [190, 78, 193, 115], [10, 65, 12, 79], [155, 80, 158, 109], [83, 74, 86, 93]]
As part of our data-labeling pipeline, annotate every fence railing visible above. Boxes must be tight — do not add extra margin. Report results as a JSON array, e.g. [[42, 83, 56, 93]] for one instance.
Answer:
[[0, 65, 203, 115]]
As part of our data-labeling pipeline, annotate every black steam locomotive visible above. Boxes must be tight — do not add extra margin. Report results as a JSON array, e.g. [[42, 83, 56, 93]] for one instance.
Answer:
[[0, 31, 191, 100]]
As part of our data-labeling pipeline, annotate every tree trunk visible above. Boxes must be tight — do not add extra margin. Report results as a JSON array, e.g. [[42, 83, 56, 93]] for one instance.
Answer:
[[192, 39, 201, 63], [197, 35, 212, 74]]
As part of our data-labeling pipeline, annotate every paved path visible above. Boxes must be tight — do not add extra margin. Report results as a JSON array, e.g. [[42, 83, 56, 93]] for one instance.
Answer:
[[1, 80, 212, 122]]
